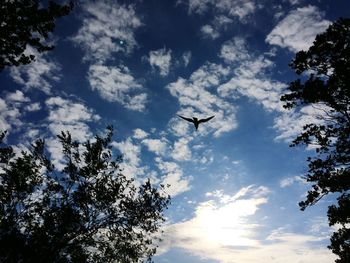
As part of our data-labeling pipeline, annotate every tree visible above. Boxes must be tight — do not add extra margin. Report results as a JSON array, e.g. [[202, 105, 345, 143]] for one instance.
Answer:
[[0, 127, 170, 262], [0, 0, 73, 71], [281, 18, 350, 263]]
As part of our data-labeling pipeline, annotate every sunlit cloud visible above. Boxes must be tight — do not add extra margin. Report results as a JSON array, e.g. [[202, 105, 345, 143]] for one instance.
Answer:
[[158, 186, 336, 263], [266, 5, 330, 52]]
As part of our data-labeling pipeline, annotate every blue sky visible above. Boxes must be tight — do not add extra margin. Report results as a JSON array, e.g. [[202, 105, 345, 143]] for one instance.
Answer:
[[1, 0, 350, 262]]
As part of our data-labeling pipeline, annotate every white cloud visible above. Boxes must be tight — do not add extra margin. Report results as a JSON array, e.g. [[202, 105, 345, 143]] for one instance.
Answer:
[[182, 51, 192, 67], [148, 48, 172, 76], [167, 62, 238, 137], [186, 0, 255, 21], [88, 64, 147, 111], [171, 138, 192, 161], [201, 24, 220, 39], [266, 5, 330, 52], [220, 37, 250, 63], [6, 90, 30, 102], [112, 138, 145, 179], [0, 98, 21, 132], [142, 138, 168, 156], [133, 128, 148, 139], [44, 96, 100, 169], [158, 186, 336, 263], [9, 49, 61, 94], [273, 104, 329, 142], [72, 1, 142, 61], [218, 38, 287, 112], [25, 103, 41, 112], [280, 176, 305, 188], [45, 96, 100, 142], [156, 157, 191, 196]]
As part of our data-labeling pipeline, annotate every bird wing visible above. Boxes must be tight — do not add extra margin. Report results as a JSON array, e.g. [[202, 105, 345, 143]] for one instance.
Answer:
[[198, 116, 215, 123], [178, 115, 194, 123]]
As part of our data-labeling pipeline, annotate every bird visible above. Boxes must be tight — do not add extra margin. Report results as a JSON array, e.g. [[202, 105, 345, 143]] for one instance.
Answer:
[[178, 115, 215, 130]]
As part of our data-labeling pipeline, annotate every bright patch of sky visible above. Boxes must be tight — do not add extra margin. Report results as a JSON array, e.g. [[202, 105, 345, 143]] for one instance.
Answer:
[[1, 0, 349, 262]]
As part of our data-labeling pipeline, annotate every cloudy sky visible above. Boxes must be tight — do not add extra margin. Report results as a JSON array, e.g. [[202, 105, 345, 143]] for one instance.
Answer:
[[1, 0, 349, 262]]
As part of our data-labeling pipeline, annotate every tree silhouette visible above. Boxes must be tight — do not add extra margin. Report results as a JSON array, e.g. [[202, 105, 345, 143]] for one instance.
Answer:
[[0, 0, 73, 71], [281, 18, 350, 263], [0, 127, 170, 262]]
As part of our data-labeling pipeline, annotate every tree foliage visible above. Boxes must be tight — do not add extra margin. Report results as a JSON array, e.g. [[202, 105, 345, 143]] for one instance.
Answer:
[[0, 0, 73, 71], [0, 127, 170, 262], [281, 18, 350, 263]]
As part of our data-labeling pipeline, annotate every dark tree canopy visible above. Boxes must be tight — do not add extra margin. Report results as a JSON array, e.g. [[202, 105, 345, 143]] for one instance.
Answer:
[[281, 18, 350, 263], [0, 127, 170, 262], [0, 0, 73, 71]]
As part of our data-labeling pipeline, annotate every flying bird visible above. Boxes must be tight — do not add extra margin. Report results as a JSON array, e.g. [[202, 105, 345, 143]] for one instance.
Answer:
[[178, 115, 215, 130]]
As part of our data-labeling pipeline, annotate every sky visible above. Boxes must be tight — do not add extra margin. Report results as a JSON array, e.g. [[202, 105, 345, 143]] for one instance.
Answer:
[[1, 0, 350, 262]]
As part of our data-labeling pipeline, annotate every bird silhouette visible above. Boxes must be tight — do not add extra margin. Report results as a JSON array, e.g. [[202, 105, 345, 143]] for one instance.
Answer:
[[178, 115, 215, 130]]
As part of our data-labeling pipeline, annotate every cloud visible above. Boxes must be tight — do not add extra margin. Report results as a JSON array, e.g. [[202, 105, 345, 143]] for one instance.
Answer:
[[45, 96, 100, 141], [218, 38, 287, 112], [182, 51, 192, 67], [266, 5, 330, 52], [9, 48, 61, 94], [158, 186, 336, 263], [147, 48, 172, 76], [88, 64, 147, 111], [142, 138, 168, 156], [0, 98, 21, 132], [201, 24, 220, 39], [6, 90, 30, 103], [167, 62, 238, 137], [280, 176, 305, 188], [71, 0, 142, 61], [219, 37, 250, 63], [112, 138, 146, 179], [171, 138, 192, 161], [133, 128, 148, 139], [186, 0, 255, 21], [0, 90, 37, 132], [273, 104, 330, 142], [156, 157, 191, 196]]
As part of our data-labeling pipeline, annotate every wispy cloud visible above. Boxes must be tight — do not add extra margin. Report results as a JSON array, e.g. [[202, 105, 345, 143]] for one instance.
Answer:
[[218, 37, 287, 112], [9, 48, 61, 94], [88, 64, 147, 111], [186, 0, 255, 21], [72, 1, 147, 111], [147, 48, 172, 76], [182, 51, 192, 67], [72, 0, 142, 62], [266, 5, 330, 52], [280, 175, 305, 188]]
